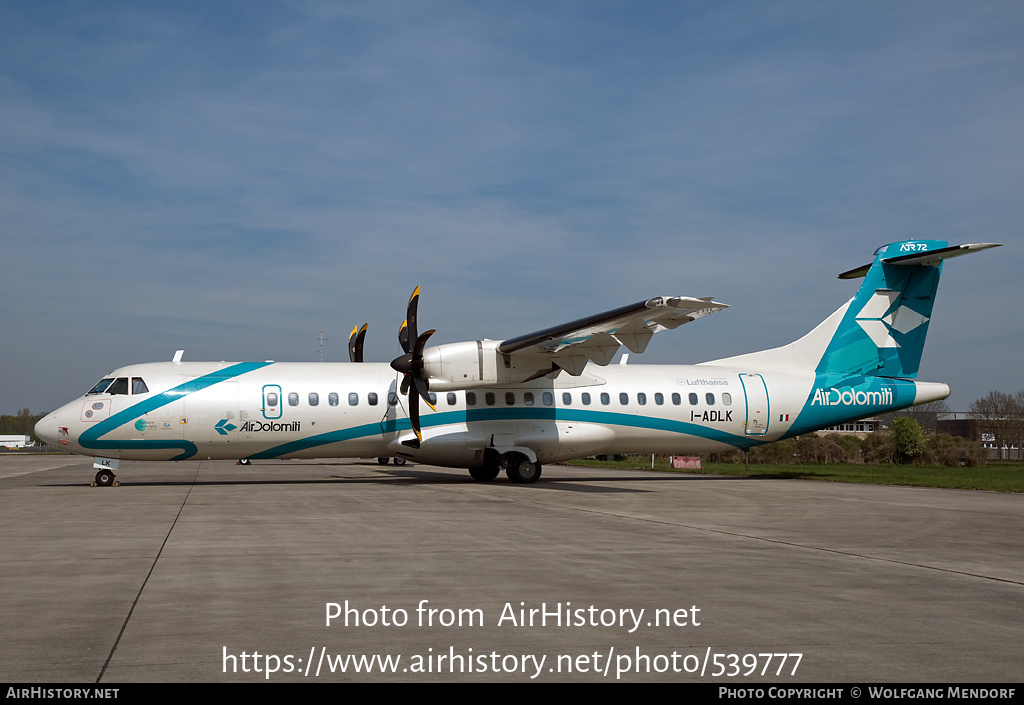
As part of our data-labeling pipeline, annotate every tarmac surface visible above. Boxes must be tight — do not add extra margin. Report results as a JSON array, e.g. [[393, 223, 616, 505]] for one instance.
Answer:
[[1, 454, 1021, 683]]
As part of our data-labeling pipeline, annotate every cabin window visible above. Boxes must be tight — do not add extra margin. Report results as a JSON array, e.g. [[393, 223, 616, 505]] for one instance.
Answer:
[[388, 392, 399, 406], [637, 392, 647, 405], [722, 392, 732, 405], [562, 392, 572, 405], [131, 378, 149, 395], [447, 392, 457, 405], [348, 392, 358, 406], [543, 392, 553, 406], [429, 392, 437, 405], [505, 392, 515, 406], [655, 392, 664, 405], [466, 392, 477, 406], [600, 393, 610, 405], [485, 392, 495, 406], [706, 393, 715, 405], [329, 393, 339, 406], [581, 392, 591, 405], [524, 392, 535, 406], [368, 392, 378, 406], [106, 378, 129, 395], [308, 393, 319, 406], [619, 392, 629, 405], [267, 392, 279, 407], [87, 378, 114, 395], [288, 392, 299, 406], [689, 393, 698, 405], [672, 393, 681, 405]]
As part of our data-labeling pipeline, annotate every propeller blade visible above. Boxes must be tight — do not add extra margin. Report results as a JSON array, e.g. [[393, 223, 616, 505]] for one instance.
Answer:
[[398, 320, 410, 355], [412, 374, 436, 412], [403, 391, 422, 449], [394, 286, 432, 448], [406, 285, 420, 345], [349, 324, 367, 363], [413, 329, 435, 359]]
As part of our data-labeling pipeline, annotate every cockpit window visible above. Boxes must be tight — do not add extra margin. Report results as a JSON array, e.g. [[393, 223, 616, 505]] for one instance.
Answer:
[[132, 378, 149, 395], [87, 378, 114, 395], [106, 378, 129, 395]]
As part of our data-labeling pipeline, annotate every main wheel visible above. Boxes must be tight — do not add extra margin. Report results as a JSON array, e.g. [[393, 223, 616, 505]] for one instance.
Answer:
[[377, 457, 391, 465], [392, 457, 407, 466], [469, 464, 500, 481], [504, 454, 541, 484], [94, 469, 115, 487]]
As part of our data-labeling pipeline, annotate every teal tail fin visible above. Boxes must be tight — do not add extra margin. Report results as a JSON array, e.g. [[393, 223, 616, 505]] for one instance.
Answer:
[[703, 240, 999, 438], [819, 241, 999, 379], [706, 241, 1000, 378]]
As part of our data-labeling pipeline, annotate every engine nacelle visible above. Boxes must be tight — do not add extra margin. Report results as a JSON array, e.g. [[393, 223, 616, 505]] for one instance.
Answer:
[[422, 340, 553, 391]]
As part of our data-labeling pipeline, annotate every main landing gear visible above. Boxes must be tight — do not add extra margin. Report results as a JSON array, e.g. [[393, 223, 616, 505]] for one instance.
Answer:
[[377, 457, 407, 466], [93, 469, 119, 487], [471, 450, 542, 484], [506, 455, 542, 484]]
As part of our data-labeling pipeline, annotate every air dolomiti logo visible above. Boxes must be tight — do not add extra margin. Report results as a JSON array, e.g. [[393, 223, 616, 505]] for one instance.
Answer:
[[240, 421, 301, 432], [811, 387, 893, 407]]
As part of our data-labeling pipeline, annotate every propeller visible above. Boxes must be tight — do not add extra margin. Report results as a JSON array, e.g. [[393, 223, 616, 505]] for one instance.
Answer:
[[348, 323, 367, 363], [390, 286, 436, 448]]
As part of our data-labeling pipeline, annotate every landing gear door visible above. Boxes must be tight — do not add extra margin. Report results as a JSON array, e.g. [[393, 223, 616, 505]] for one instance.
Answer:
[[740, 373, 769, 436], [263, 385, 282, 420]]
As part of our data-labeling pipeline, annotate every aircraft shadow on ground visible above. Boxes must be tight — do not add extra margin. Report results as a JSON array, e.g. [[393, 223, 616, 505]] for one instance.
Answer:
[[39, 463, 753, 491]]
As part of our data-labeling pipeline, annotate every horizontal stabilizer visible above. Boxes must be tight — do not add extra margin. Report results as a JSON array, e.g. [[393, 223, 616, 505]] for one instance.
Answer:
[[838, 243, 1001, 279]]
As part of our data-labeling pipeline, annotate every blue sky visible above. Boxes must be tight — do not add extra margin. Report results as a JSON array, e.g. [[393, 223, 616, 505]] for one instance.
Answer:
[[1, 1, 1021, 414]]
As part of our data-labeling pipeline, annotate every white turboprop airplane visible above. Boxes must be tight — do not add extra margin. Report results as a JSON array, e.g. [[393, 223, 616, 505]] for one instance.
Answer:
[[36, 240, 999, 486]]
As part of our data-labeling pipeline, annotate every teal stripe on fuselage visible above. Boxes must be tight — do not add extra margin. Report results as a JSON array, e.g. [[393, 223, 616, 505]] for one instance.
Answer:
[[79, 362, 273, 461], [246, 406, 755, 459]]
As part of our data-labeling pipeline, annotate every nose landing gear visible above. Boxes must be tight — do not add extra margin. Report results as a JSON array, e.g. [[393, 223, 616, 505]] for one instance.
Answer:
[[93, 469, 119, 487]]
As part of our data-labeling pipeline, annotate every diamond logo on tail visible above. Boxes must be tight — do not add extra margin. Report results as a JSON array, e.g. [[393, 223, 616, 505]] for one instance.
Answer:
[[854, 291, 929, 349]]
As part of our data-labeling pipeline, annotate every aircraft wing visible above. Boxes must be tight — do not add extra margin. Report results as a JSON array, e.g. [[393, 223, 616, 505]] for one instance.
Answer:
[[496, 296, 728, 376]]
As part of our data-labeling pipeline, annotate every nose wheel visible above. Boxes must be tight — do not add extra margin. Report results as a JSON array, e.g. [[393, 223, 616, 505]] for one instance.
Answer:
[[93, 469, 119, 487]]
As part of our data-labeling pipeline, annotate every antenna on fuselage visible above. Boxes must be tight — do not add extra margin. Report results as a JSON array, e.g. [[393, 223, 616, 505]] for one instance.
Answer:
[[317, 332, 328, 362], [172, 350, 184, 363]]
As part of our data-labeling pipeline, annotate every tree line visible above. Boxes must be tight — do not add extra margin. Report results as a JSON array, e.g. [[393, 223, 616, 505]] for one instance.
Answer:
[[702, 390, 1024, 467], [968, 390, 1024, 459], [0, 409, 46, 441], [705, 425, 985, 467]]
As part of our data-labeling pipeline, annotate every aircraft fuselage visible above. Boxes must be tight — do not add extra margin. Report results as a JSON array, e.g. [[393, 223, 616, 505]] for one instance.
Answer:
[[38, 358, 942, 468]]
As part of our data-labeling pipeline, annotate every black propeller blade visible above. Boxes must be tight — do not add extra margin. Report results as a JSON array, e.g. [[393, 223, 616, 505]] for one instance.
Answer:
[[398, 285, 420, 354], [390, 286, 436, 448], [348, 323, 367, 363]]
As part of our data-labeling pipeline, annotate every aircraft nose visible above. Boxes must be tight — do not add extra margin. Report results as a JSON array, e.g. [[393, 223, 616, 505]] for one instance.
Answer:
[[34, 412, 60, 447]]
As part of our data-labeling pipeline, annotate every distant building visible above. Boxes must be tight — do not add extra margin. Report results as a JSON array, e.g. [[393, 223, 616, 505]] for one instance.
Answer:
[[936, 411, 1024, 460], [818, 418, 880, 438], [814, 411, 1020, 459], [0, 435, 33, 448]]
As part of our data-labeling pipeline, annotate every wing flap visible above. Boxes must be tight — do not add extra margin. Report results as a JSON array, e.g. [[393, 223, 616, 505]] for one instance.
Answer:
[[497, 295, 728, 375]]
